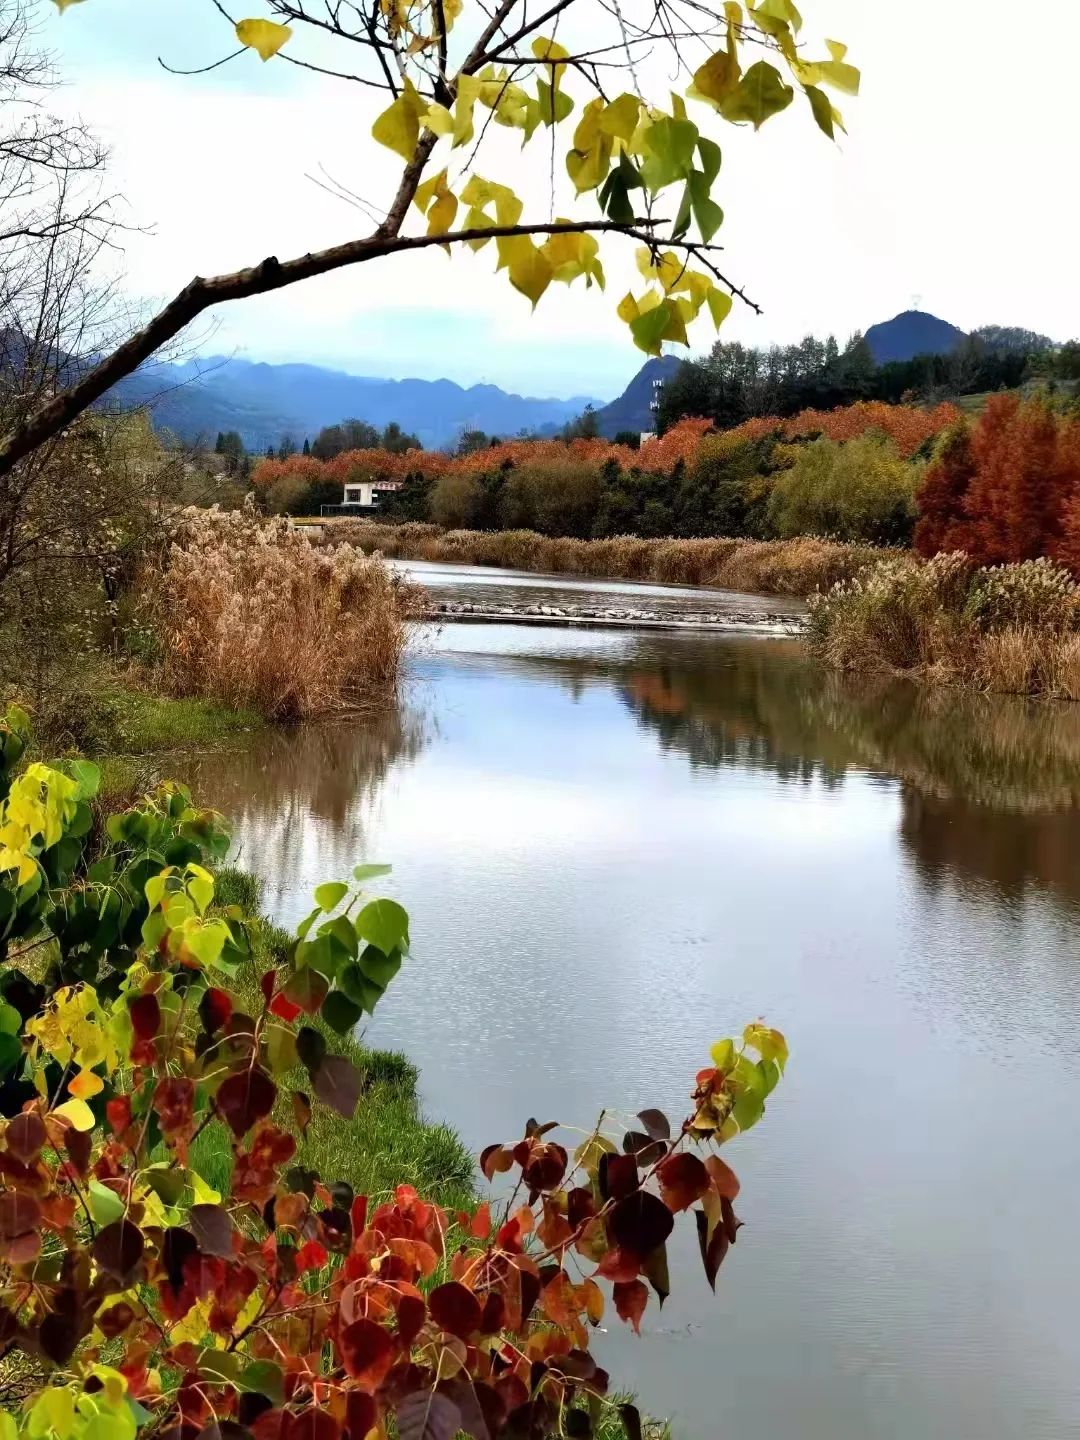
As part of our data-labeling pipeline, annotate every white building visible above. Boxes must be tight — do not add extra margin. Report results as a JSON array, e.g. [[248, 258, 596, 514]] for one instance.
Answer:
[[342, 479, 403, 509]]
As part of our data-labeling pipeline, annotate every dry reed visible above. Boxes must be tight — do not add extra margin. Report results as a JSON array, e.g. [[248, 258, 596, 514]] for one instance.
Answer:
[[153, 507, 418, 720], [323, 520, 878, 598]]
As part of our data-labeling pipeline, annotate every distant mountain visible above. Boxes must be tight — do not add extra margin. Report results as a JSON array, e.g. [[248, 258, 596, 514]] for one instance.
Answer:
[[863, 310, 966, 365], [593, 355, 683, 437], [108, 357, 599, 452]]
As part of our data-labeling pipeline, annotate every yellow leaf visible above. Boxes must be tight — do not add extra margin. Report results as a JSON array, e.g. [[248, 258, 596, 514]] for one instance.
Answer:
[[53, 1097, 95, 1132], [372, 79, 424, 161], [599, 93, 642, 141], [69, 1068, 104, 1099], [825, 38, 847, 61], [531, 34, 569, 85], [616, 291, 640, 325], [423, 103, 453, 137], [502, 237, 552, 308], [707, 286, 733, 328], [51, 0, 86, 10], [235, 18, 293, 61]]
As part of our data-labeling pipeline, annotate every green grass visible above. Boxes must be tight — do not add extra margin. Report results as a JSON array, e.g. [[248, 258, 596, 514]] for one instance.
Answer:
[[97, 687, 261, 754]]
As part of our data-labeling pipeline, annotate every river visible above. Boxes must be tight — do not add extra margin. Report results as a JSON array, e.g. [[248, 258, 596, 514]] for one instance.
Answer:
[[191, 570, 1080, 1440]]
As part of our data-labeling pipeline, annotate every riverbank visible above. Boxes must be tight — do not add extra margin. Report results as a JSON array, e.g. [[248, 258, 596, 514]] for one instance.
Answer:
[[312, 519, 880, 599], [809, 553, 1080, 701]]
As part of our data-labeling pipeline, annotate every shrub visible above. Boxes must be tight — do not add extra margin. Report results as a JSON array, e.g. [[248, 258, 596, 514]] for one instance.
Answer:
[[0, 705, 786, 1440], [151, 505, 416, 720], [808, 552, 1080, 698], [767, 433, 922, 545]]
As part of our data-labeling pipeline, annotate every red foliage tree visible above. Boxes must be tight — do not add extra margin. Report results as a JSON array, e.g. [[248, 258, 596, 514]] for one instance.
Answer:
[[913, 424, 978, 558]]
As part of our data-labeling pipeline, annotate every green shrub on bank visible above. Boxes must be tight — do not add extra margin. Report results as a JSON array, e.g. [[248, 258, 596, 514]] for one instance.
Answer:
[[768, 432, 922, 546]]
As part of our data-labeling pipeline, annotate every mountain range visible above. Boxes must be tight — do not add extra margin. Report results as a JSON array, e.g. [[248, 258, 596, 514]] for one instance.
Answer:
[[104, 309, 1039, 453], [110, 358, 597, 452]]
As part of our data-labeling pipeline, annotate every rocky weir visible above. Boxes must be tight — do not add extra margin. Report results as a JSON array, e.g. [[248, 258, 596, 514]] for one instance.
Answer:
[[424, 597, 805, 635]]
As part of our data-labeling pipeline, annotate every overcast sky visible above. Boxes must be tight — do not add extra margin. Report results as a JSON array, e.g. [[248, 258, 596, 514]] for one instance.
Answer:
[[45, 0, 1080, 402]]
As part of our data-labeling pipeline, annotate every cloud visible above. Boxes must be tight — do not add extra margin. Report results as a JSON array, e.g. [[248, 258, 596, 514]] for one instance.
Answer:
[[45, 0, 1080, 402]]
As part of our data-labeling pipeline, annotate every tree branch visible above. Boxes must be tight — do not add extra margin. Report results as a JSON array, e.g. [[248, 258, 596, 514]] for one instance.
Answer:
[[0, 216, 756, 478]]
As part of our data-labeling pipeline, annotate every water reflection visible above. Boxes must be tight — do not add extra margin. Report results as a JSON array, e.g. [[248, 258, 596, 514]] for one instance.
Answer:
[[190, 624, 1080, 1440]]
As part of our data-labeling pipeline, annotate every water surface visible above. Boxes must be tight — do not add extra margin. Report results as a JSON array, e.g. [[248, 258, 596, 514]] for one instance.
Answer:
[[193, 621, 1080, 1440]]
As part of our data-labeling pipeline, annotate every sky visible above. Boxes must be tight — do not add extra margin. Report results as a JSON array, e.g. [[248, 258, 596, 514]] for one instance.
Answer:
[[42, 0, 1080, 402]]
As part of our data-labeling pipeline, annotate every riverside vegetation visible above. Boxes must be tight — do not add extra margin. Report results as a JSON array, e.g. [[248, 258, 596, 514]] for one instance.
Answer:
[[0, 702, 785, 1440]]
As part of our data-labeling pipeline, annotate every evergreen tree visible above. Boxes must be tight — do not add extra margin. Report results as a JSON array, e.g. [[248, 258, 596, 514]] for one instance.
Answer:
[[302, 437, 311, 456]]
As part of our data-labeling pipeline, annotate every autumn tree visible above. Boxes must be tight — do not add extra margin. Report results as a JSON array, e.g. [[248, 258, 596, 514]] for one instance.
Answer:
[[0, 0, 859, 480], [913, 424, 977, 558]]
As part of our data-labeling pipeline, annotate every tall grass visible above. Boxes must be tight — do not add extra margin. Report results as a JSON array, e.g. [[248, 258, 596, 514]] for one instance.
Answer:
[[809, 553, 1080, 699], [324, 520, 880, 598], [153, 507, 419, 720]]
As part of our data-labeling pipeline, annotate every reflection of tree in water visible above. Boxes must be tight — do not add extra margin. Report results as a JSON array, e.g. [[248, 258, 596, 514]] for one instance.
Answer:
[[187, 705, 429, 893], [531, 633, 1080, 906]]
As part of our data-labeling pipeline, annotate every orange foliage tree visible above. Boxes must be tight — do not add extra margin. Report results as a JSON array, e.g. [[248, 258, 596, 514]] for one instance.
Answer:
[[728, 400, 962, 458], [913, 395, 1080, 571]]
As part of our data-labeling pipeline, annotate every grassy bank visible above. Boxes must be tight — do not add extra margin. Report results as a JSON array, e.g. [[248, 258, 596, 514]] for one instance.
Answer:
[[321, 519, 880, 599], [809, 553, 1080, 700]]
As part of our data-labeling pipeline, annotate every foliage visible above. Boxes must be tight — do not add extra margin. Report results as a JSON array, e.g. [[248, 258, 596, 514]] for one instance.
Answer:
[[150, 506, 418, 720], [767, 432, 922, 545], [808, 551, 1080, 698], [913, 395, 1080, 570], [656, 322, 1050, 433], [0, 704, 785, 1440]]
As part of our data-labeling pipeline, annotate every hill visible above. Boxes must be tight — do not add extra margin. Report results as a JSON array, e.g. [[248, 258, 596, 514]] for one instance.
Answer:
[[108, 357, 598, 452], [864, 310, 966, 364], [593, 354, 683, 437]]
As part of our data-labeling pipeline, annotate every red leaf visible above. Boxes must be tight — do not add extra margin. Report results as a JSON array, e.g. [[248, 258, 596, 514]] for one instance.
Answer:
[[216, 1067, 277, 1137], [607, 1191, 674, 1254], [619, 1403, 644, 1440], [344, 1394, 377, 1440], [260, 970, 276, 1005], [107, 1095, 132, 1136], [92, 1219, 145, 1282], [396, 1391, 461, 1440], [706, 1155, 740, 1201], [340, 1317, 396, 1389], [694, 1209, 731, 1291], [428, 1281, 482, 1339], [522, 1140, 568, 1193], [200, 987, 233, 1034], [290, 1411, 340, 1440], [291, 1092, 312, 1137], [480, 1144, 513, 1182], [470, 1201, 492, 1239], [721, 1195, 743, 1244], [479, 1291, 505, 1335], [599, 1152, 639, 1201], [189, 1205, 236, 1258], [282, 967, 328, 1015], [5, 1111, 45, 1164], [657, 1153, 709, 1212], [296, 1240, 328, 1274], [0, 1191, 40, 1239], [397, 1293, 426, 1347], [350, 1194, 368, 1236], [596, 1246, 641, 1283], [612, 1279, 649, 1335], [636, 1108, 670, 1141], [130, 993, 161, 1041], [312, 1056, 362, 1119], [269, 991, 302, 1023]]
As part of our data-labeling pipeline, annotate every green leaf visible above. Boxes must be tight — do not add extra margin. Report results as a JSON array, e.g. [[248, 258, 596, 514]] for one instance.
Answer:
[[0, 1032, 22, 1076], [322, 914, 359, 961], [355, 898, 409, 957], [144, 1167, 186, 1206], [239, 1360, 285, 1406], [65, 759, 100, 800], [339, 962, 384, 1014], [358, 944, 401, 991], [687, 171, 724, 242], [89, 1180, 125, 1227], [322, 990, 364, 1036], [352, 863, 392, 883], [0, 1002, 21, 1036], [804, 83, 834, 138], [629, 303, 672, 356], [640, 116, 698, 191], [314, 881, 348, 913], [697, 137, 722, 185], [720, 61, 794, 129]]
